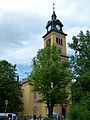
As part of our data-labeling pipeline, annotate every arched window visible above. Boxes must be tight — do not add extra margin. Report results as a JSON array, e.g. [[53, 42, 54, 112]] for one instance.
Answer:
[[33, 106, 38, 115], [34, 91, 38, 102]]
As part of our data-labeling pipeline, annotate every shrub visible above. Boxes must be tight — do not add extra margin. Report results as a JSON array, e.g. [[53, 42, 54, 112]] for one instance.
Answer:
[[69, 104, 90, 120], [44, 117, 53, 120]]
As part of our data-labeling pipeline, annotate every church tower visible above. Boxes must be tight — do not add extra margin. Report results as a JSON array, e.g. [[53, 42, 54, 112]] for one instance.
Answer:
[[43, 4, 69, 118], [43, 4, 67, 59]]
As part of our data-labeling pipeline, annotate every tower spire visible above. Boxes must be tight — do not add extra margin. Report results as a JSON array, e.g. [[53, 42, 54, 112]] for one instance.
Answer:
[[53, 3, 55, 13], [52, 3, 56, 20]]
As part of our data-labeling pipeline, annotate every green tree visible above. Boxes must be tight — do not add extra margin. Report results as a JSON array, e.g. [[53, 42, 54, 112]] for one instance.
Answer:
[[0, 60, 22, 113], [68, 30, 90, 103], [68, 30, 90, 119], [29, 44, 70, 118]]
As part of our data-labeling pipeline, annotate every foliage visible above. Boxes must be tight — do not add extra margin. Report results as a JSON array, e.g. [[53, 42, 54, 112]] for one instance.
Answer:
[[0, 60, 22, 113], [68, 30, 90, 103], [69, 104, 90, 120], [68, 30, 90, 119], [44, 117, 53, 120], [29, 44, 70, 117]]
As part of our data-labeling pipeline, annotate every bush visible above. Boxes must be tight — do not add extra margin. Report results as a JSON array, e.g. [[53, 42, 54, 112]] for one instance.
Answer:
[[44, 117, 53, 120], [69, 104, 90, 120]]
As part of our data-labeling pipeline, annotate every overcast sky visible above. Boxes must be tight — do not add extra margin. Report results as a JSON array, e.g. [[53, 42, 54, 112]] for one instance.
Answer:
[[0, 0, 90, 79]]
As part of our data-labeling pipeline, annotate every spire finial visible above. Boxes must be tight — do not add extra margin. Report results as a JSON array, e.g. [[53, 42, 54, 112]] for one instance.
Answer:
[[53, 3, 55, 12], [52, 3, 56, 20]]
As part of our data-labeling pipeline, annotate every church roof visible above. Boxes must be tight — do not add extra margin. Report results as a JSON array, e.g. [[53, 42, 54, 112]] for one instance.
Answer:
[[43, 4, 67, 38], [42, 29, 67, 38]]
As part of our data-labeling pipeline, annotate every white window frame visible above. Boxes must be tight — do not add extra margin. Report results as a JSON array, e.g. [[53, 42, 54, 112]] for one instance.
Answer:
[[34, 91, 38, 102]]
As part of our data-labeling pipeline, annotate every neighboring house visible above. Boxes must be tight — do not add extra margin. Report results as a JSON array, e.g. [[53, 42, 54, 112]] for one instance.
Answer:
[[21, 8, 70, 119]]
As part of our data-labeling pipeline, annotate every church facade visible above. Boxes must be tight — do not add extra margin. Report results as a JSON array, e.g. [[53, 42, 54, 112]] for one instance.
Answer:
[[21, 7, 69, 119]]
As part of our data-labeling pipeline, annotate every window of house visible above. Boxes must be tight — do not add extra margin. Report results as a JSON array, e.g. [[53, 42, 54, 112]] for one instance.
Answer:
[[33, 107, 37, 115], [34, 91, 38, 102], [22, 89, 24, 103]]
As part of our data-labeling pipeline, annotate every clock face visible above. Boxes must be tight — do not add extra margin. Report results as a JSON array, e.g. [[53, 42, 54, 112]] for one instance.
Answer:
[[56, 25, 60, 30]]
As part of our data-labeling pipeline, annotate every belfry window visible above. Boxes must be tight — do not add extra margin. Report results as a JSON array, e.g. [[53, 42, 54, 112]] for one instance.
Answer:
[[59, 39, 60, 45], [56, 38, 58, 44], [56, 37, 60, 45], [61, 39, 63, 46], [56, 37, 63, 46]]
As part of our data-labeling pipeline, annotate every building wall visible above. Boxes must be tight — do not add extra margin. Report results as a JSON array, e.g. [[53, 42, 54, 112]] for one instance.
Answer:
[[22, 82, 33, 116], [21, 81, 63, 118], [21, 82, 46, 118]]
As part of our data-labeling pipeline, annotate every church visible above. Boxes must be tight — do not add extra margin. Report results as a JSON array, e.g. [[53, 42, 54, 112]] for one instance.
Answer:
[[21, 5, 70, 119]]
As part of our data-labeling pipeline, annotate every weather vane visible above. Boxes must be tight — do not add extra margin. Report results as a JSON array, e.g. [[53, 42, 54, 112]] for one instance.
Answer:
[[53, 3, 55, 12]]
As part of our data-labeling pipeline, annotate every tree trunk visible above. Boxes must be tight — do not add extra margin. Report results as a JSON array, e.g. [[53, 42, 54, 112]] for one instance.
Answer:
[[48, 105, 54, 118]]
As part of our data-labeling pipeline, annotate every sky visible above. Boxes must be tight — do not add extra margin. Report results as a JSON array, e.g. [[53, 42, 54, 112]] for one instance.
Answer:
[[0, 0, 90, 80]]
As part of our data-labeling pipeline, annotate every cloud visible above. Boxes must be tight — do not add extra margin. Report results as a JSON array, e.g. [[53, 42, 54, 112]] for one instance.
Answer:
[[0, 0, 90, 66], [0, 0, 90, 79], [0, 11, 44, 64], [0, 0, 38, 13]]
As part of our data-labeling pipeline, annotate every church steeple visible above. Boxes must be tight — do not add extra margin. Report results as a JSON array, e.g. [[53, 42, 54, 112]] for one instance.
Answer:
[[44, 3, 66, 35], [43, 4, 67, 58], [52, 3, 57, 20]]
